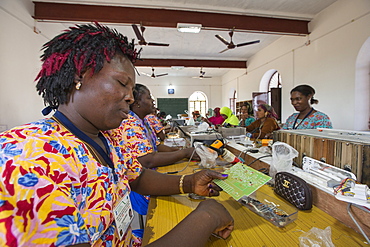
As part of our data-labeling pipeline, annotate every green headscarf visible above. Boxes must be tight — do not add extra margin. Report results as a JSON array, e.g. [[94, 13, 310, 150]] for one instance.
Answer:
[[207, 108, 214, 117], [220, 106, 239, 126]]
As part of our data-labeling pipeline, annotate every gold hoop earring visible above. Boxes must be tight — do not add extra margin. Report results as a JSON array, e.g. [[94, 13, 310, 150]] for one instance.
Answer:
[[75, 81, 82, 90], [137, 104, 140, 108]]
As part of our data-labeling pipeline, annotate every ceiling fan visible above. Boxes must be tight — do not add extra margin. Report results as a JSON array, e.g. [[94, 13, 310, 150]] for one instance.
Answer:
[[132, 24, 170, 47], [192, 68, 212, 79], [215, 28, 260, 53], [142, 67, 168, 78]]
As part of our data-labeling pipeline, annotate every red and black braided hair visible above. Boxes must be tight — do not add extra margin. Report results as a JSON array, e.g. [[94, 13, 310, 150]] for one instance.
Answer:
[[35, 22, 139, 110]]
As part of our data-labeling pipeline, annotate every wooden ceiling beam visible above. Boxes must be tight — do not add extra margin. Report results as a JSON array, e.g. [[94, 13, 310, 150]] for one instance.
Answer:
[[134, 59, 247, 68], [33, 2, 309, 35]]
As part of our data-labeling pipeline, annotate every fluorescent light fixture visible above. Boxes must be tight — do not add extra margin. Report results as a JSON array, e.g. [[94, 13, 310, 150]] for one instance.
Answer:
[[171, 66, 185, 70], [177, 23, 202, 33]]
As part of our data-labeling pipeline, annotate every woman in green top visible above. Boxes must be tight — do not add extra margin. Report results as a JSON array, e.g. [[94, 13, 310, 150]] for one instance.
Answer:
[[220, 106, 239, 126]]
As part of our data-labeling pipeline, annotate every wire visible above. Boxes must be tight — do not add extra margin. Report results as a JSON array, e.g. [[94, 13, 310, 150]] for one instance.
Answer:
[[258, 167, 268, 174], [256, 128, 262, 140], [238, 149, 249, 159], [163, 144, 199, 174], [238, 148, 259, 161], [246, 154, 272, 166], [347, 203, 370, 244]]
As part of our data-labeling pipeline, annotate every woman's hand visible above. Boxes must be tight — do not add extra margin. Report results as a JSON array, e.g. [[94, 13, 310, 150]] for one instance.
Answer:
[[188, 170, 228, 197], [184, 147, 200, 160], [195, 199, 234, 239], [240, 112, 248, 121]]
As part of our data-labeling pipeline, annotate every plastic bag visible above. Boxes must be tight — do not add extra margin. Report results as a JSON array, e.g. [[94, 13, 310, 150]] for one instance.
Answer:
[[299, 226, 335, 247], [269, 141, 298, 178], [194, 143, 218, 168], [187, 117, 195, 126], [197, 122, 209, 132]]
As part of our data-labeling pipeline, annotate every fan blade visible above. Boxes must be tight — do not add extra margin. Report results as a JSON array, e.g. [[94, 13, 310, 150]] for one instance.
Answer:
[[236, 40, 260, 47], [219, 48, 230, 53], [215, 35, 230, 46], [141, 72, 152, 77], [132, 24, 145, 41], [147, 42, 170, 47], [156, 73, 168, 77]]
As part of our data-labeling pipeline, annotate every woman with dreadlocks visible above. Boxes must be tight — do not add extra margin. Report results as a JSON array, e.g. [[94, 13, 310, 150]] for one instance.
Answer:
[[0, 23, 233, 247]]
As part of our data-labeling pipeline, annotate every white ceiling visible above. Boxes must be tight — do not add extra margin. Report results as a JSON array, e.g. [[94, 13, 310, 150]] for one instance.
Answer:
[[34, 0, 338, 78]]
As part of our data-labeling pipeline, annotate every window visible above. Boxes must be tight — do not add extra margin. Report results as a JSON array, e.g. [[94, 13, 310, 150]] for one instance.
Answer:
[[189, 91, 207, 116]]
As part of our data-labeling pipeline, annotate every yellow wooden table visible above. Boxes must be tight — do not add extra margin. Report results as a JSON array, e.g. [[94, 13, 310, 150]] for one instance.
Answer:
[[142, 161, 368, 246]]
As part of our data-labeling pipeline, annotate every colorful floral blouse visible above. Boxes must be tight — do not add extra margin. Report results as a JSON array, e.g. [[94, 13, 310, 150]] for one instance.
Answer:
[[144, 114, 164, 134], [109, 112, 159, 158], [0, 116, 142, 247], [282, 111, 333, 130]]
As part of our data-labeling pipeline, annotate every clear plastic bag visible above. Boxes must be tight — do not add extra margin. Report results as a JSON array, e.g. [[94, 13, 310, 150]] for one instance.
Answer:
[[269, 141, 298, 178], [196, 122, 209, 132], [194, 143, 218, 168], [299, 226, 335, 247]]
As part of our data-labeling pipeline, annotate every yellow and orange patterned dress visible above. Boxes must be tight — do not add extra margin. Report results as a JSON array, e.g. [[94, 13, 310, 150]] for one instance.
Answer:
[[0, 114, 142, 247], [144, 114, 164, 135]]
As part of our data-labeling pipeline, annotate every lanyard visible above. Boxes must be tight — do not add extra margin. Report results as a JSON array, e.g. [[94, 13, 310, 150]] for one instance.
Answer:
[[130, 111, 158, 152], [293, 108, 314, 129], [52, 111, 118, 183]]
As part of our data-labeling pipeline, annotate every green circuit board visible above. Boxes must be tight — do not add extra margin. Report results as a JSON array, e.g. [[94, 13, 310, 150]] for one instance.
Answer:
[[214, 163, 271, 201]]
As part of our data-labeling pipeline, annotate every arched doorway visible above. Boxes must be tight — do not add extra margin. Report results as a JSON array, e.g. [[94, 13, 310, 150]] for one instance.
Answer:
[[257, 69, 282, 120], [354, 37, 370, 130], [189, 91, 208, 116]]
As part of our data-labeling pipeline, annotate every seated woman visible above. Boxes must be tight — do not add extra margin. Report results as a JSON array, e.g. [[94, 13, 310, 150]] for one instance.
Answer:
[[203, 107, 224, 126], [0, 23, 233, 247], [220, 106, 240, 127], [245, 104, 280, 139], [193, 110, 202, 122], [111, 84, 202, 235], [239, 102, 255, 127], [145, 109, 166, 141], [282, 84, 333, 130], [112, 83, 197, 168]]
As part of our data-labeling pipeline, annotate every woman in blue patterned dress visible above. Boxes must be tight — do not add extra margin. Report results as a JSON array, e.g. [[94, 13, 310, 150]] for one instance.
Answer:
[[282, 84, 333, 130]]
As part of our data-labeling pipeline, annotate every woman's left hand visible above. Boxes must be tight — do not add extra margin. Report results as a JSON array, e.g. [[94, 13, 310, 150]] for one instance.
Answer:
[[190, 170, 228, 197]]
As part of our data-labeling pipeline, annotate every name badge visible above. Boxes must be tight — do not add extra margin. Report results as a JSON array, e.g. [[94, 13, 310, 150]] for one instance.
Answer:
[[113, 191, 134, 240]]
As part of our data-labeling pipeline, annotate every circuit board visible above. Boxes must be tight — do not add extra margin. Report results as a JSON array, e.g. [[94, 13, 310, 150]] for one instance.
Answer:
[[214, 163, 272, 201]]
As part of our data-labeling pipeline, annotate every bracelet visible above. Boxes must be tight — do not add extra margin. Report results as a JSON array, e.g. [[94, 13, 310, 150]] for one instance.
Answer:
[[179, 175, 185, 194]]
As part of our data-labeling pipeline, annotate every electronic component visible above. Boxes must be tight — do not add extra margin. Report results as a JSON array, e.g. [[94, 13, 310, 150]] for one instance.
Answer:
[[214, 163, 271, 201], [291, 157, 370, 207], [239, 190, 298, 227], [327, 179, 341, 188]]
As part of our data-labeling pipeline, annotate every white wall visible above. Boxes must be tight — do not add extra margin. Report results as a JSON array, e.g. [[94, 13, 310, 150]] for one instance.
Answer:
[[0, 0, 46, 129], [0, 0, 223, 129], [1, 0, 370, 131], [223, 0, 370, 130], [136, 74, 222, 113]]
